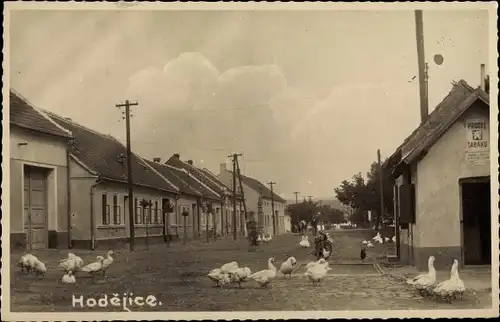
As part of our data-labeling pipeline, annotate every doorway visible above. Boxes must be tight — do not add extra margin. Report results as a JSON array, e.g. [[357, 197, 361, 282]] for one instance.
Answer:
[[24, 165, 48, 250], [461, 178, 491, 265]]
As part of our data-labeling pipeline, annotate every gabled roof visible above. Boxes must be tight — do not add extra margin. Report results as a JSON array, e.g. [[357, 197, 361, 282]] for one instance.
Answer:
[[199, 168, 244, 199], [385, 80, 489, 177], [10, 90, 73, 139], [46, 112, 179, 193], [227, 170, 287, 203], [145, 160, 220, 200], [166, 156, 227, 198]]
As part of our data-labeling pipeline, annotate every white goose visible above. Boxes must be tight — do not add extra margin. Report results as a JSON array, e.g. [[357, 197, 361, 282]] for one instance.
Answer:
[[207, 268, 231, 288], [19, 254, 38, 274], [62, 271, 76, 284], [59, 252, 84, 274], [304, 258, 331, 286], [432, 259, 466, 302], [80, 256, 105, 282], [299, 235, 310, 248], [406, 256, 437, 296], [248, 257, 277, 288], [101, 250, 114, 278], [279, 256, 297, 278], [257, 234, 262, 244], [227, 267, 252, 288]]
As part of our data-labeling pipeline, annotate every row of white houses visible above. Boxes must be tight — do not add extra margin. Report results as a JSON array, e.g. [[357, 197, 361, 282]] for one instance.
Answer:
[[9, 89, 289, 250]]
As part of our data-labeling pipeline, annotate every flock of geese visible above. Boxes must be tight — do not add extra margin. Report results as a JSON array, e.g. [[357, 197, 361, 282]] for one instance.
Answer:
[[405, 256, 466, 303], [207, 257, 332, 289], [206, 234, 334, 289], [18, 250, 115, 284]]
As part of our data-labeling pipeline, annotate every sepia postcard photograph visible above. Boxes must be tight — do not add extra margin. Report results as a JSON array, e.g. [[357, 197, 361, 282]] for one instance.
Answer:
[[1, 1, 499, 320]]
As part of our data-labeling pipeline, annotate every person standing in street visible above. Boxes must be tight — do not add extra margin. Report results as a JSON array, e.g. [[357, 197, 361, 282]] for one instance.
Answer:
[[311, 215, 318, 236]]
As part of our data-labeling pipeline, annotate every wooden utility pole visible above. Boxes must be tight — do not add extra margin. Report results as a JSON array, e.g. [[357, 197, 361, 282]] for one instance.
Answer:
[[415, 10, 429, 124], [268, 181, 276, 236], [116, 100, 138, 252], [376, 149, 385, 230], [293, 191, 300, 204], [229, 153, 242, 240], [235, 158, 248, 237]]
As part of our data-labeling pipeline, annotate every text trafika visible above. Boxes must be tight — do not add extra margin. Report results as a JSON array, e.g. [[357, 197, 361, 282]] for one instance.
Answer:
[[72, 293, 162, 312]]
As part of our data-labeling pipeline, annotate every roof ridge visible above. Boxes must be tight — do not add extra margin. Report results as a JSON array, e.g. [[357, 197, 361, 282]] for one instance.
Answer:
[[201, 167, 231, 188], [178, 160, 229, 194], [145, 160, 203, 196], [10, 89, 74, 137], [192, 166, 228, 191], [180, 168, 221, 198], [140, 158, 180, 193]]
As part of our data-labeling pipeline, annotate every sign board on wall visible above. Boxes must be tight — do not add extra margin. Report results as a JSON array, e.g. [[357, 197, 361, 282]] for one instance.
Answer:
[[465, 118, 489, 164]]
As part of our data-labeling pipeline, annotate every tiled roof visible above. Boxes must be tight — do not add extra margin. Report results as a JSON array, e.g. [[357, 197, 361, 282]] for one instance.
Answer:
[[199, 168, 244, 199], [46, 112, 179, 193], [227, 170, 287, 203], [166, 156, 226, 198], [385, 80, 489, 175], [10, 90, 73, 139], [146, 160, 220, 200]]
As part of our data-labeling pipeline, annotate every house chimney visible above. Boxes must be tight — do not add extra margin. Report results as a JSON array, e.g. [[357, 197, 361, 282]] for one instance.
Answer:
[[220, 162, 226, 174], [153, 157, 161, 163], [173, 153, 180, 159], [187, 160, 193, 165], [480, 64, 486, 91]]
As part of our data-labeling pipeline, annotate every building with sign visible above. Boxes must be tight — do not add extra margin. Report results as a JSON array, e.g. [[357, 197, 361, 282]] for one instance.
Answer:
[[384, 79, 491, 270]]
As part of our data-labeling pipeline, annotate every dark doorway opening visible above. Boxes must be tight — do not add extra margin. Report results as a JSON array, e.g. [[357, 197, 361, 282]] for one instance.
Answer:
[[461, 179, 491, 265]]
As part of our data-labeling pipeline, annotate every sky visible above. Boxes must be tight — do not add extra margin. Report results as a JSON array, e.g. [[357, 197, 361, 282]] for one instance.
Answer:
[[8, 8, 490, 199]]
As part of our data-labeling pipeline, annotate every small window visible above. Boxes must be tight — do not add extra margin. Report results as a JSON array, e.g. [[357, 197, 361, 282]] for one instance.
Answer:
[[102, 194, 110, 225], [113, 195, 121, 224], [154, 200, 159, 224]]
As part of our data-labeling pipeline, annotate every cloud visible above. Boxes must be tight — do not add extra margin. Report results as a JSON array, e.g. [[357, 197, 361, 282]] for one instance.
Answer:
[[126, 53, 299, 178], [125, 53, 420, 198]]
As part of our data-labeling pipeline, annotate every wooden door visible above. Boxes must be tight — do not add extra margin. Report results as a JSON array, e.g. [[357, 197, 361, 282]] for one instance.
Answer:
[[24, 166, 48, 250]]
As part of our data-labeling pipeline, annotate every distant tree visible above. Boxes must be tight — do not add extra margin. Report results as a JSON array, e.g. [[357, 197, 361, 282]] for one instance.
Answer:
[[334, 160, 394, 229], [287, 200, 346, 231], [286, 199, 317, 228], [316, 204, 345, 224]]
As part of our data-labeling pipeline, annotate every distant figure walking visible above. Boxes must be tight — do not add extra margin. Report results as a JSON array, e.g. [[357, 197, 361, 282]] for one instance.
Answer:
[[311, 216, 318, 236], [298, 220, 307, 235]]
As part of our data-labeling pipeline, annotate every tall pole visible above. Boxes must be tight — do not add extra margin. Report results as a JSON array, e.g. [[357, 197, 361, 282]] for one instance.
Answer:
[[268, 181, 276, 236], [377, 149, 385, 230], [235, 158, 248, 237], [415, 10, 429, 124], [116, 100, 138, 252], [229, 153, 242, 240], [293, 191, 300, 204]]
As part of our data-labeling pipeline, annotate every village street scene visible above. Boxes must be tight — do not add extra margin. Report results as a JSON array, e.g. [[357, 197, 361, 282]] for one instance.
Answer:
[[4, 3, 496, 317]]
